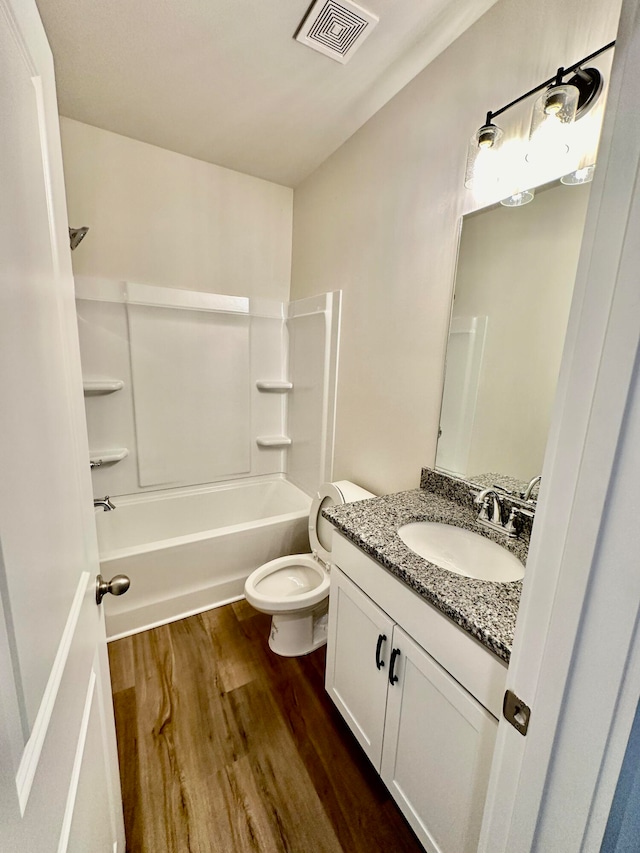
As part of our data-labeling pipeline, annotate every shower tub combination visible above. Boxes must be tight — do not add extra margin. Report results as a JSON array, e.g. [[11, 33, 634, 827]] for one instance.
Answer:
[[97, 476, 311, 639]]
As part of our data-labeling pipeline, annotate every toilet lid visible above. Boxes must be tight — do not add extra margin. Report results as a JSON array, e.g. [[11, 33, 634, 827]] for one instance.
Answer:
[[309, 482, 347, 565], [309, 479, 377, 565]]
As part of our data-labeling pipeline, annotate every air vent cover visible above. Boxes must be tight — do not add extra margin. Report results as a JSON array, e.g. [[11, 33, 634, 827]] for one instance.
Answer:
[[295, 0, 379, 64]]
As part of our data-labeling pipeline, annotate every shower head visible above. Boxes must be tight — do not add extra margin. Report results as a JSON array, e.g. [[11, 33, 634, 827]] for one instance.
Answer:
[[69, 226, 89, 250]]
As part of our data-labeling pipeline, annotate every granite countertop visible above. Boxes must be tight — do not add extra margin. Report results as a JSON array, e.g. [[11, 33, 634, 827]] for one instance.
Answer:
[[323, 485, 525, 663]]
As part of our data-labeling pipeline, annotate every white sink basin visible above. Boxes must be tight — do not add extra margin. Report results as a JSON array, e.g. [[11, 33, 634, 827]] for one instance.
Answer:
[[397, 521, 524, 582]]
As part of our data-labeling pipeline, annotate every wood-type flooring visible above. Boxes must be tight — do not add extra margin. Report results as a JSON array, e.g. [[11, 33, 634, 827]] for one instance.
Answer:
[[108, 600, 425, 852]]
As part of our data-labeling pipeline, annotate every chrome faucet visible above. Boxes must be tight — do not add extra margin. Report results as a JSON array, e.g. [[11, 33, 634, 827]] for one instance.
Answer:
[[93, 496, 116, 511], [473, 488, 521, 538], [521, 475, 541, 502], [474, 488, 503, 526]]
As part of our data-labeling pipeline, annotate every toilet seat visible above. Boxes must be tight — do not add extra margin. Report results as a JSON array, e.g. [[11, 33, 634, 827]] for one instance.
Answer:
[[245, 554, 329, 614]]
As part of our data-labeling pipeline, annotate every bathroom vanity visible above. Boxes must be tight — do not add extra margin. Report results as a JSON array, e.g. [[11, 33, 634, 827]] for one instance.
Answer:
[[323, 470, 530, 853]]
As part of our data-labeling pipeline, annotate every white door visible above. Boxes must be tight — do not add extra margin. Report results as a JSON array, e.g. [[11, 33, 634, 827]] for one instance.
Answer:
[[0, 1, 124, 850], [381, 626, 497, 853], [479, 0, 640, 849], [325, 567, 394, 769]]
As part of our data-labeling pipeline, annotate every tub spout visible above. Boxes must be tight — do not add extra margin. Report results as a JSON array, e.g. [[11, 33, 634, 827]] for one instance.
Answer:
[[94, 496, 116, 511]]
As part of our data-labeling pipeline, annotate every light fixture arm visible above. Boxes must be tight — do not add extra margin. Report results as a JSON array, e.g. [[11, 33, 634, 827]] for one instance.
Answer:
[[484, 40, 615, 125]]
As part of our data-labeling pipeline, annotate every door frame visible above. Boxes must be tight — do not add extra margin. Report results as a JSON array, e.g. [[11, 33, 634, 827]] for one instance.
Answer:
[[480, 0, 640, 847]]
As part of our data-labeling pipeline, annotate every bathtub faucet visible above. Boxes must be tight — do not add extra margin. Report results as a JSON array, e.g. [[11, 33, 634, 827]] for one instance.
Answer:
[[94, 496, 116, 511]]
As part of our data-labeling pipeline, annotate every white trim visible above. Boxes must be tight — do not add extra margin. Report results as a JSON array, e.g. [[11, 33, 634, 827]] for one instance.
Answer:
[[0, 0, 43, 768], [104, 471, 295, 505], [248, 296, 285, 319], [56, 669, 97, 853], [480, 0, 640, 847], [284, 290, 341, 490], [74, 276, 286, 318], [325, 291, 342, 484], [319, 302, 332, 484], [286, 290, 332, 318], [126, 281, 249, 313], [0, 554, 27, 777], [93, 635, 125, 851], [582, 595, 640, 848], [326, 290, 341, 482], [32, 74, 62, 277], [0, 0, 38, 76], [15, 572, 90, 814], [74, 277, 126, 303]]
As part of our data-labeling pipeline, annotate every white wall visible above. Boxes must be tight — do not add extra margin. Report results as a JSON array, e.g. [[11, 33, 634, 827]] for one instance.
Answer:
[[60, 118, 293, 300], [290, 0, 621, 495]]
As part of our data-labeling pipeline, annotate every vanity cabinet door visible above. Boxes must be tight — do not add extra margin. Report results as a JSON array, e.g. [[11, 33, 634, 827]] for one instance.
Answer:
[[381, 626, 498, 853], [325, 567, 395, 770]]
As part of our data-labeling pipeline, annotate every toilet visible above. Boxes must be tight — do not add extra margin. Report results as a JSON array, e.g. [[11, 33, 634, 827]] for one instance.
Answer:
[[244, 480, 375, 656]]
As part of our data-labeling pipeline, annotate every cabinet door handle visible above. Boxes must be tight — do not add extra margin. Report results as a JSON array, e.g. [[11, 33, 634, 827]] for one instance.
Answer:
[[389, 648, 401, 685], [375, 633, 387, 669]]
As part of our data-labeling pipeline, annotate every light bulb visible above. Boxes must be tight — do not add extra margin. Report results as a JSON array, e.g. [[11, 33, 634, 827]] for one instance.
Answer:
[[465, 123, 503, 189], [561, 164, 596, 185], [544, 92, 565, 115], [528, 84, 579, 167], [500, 189, 535, 207], [478, 125, 500, 148], [537, 84, 580, 125]]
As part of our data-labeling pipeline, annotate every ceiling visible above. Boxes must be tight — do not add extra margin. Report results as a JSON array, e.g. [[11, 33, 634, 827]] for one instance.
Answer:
[[36, 0, 497, 187]]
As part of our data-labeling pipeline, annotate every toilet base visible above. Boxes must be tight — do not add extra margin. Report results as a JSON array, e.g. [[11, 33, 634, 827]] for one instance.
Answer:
[[268, 599, 329, 657]]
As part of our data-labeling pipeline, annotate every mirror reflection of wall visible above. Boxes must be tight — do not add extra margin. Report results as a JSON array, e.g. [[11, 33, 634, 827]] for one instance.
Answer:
[[436, 179, 591, 486]]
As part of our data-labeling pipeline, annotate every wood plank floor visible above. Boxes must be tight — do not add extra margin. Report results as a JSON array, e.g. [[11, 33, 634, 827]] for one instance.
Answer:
[[108, 600, 425, 853]]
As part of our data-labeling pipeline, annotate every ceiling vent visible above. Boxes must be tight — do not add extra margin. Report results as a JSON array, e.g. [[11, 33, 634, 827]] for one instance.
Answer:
[[295, 0, 379, 65]]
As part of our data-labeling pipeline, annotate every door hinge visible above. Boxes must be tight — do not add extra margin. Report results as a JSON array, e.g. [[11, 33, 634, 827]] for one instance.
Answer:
[[503, 689, 531, 736]]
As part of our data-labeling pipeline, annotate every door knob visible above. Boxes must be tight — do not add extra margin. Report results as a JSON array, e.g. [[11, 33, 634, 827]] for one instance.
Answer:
[[96, 573, 130, 605]]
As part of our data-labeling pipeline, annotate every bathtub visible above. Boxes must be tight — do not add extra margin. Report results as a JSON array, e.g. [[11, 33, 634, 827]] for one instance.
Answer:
[[97, 476, 311, 639]]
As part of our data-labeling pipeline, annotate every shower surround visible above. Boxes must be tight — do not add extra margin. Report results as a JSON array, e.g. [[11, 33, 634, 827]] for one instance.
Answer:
[[76, 277, 340, 637]]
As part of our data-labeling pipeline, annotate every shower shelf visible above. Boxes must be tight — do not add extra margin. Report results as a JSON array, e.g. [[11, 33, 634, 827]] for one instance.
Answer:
[[83, 378, 124, 395], [256, 381, 293, 392], [256, 436, 292, 448], [89, 448, 129, 467]]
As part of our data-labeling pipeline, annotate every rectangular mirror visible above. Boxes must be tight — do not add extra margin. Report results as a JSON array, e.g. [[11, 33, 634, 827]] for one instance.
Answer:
[[435, 178, 592, 494]]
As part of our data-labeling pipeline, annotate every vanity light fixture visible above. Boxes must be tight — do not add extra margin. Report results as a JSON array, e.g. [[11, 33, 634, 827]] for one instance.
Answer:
[[464, 120, 503, 189], [561, 164, 596, 185], [527, 79, 579, 161], [465, 41, 614, 189], [500, 189, 535, 207]]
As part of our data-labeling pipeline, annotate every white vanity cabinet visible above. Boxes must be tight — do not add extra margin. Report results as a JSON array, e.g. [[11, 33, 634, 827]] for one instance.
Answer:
[[326, 533, 506, 853], [325, 565, 395, 768]]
